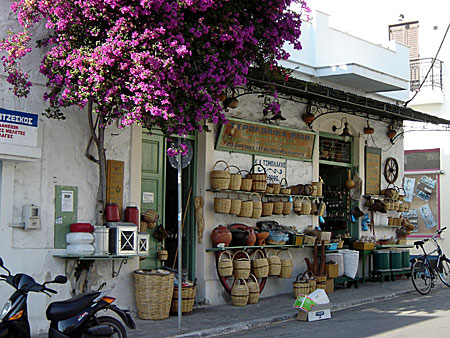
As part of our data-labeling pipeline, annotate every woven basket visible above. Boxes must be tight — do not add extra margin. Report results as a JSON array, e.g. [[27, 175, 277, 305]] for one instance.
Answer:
[[280, 178, 291, 195], [247, 274, 260, 304], [157, 249, 168, 261], [238, 199, 253, 218], [228, 165, 242, 191], [210, 160, 230, 189], [304, 235, 316, 245], [218, 250, 233, 277], [278, 250, 293, 278], [249, 164, 267, 192], [251, 193, 262, 219], [301, 197, 312, 215], [315, 275, 327, 283], [171, 284, 196, 314], [293, 197, 302, 215], [265, 178, 275, 194], [233, 250, 251, 279], [214, 196, 231, 214], [251, 249, 269, 278], [304, 271, 316, 294], [273, 201, 284, 215], [282, 200, 292, 216], [269, 182, 281, 194], [293, 272, 309, 298], [134, 270, 174, 320], [230, 198, 242, 216], [261, 201, 274, 217], [240, 170, 253, 192], [267, 249, 281, 276], [231, 278, 249, 306], [312, 181, 323, 196], [144, 209, 159, 223]]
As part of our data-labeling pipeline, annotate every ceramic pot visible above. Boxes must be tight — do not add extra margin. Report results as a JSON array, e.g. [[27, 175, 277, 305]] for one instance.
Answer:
[[255, 232, 269, 245], [229, 228, 248, 246], [246, 227, 256, 246], [211, 225, 232, 247]]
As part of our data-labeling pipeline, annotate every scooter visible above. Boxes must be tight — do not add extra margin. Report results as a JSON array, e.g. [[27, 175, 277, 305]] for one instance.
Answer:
[[0, 257, 135, 337]]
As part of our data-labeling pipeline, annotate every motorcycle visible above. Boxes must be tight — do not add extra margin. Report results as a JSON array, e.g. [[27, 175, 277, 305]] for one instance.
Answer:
[[0, 257, 135, 337]]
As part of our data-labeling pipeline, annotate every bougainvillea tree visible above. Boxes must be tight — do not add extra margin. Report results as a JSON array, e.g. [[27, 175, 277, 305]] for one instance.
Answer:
[[0, 0, 310, 219]]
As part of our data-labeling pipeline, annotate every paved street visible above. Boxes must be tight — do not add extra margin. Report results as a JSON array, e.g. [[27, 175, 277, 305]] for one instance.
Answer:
[[220, 287, 450, 338]]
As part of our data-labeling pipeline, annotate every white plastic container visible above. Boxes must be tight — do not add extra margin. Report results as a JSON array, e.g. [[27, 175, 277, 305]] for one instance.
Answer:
[[66, 232, 94, 244], [66, 244, 95, 255], [339, 249, 359, 279]]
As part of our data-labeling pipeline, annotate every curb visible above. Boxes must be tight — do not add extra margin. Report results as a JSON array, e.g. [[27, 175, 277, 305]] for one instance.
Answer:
[[174, 287, 422, 337]]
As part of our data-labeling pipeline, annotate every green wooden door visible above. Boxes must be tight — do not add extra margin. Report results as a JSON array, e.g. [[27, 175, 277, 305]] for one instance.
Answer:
[[140, 133, 165, 269]]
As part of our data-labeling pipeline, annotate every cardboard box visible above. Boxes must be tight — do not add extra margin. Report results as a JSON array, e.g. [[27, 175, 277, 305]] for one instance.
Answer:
[[353, 242, 375, 250], [326, 263, 338, 278], [325, 278, 334, 293], [297, 303, 331, 321]]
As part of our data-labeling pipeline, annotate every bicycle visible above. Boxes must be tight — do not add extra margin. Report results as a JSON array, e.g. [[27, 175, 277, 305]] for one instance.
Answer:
[[411, 227, 450, 294]]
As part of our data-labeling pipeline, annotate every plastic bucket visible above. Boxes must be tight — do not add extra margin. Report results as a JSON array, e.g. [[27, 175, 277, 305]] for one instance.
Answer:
[[389, 250, 402, 271], [402, 249, 410, 270], [373, 250, 390, 272]]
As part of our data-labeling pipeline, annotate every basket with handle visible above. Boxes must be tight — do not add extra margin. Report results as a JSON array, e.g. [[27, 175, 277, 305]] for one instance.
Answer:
[[240, 170, 253, 192], [231, 278, 249, 306], [293, 196, 302, 215], [279, 178, 291, 195], [214, 193, 231, 214], [171, 283, 197, 314], [210, 160, 230, 189], [233, 250, 251, 279], [273, 200, 284, 215], [304, 270, 316, 294], [267, 248, 281, 276], [249, 164, 268, 192], [268, 180, 281, 194], [218, 250, 233, 277], [301, 196, 312, 215], [278, 249, 293, 278], [228, 165, 243, 191], [293, 272, 310, 298], [250, 193, 262, 219], [238, 195, 254, 218], [265, 177, 275, 194], [261, 199, 274, 217], [282, 197, 292, 216], [251, 249, 269, 278], [229, 194, 242, 215], [247, 274, 260, 304], [134, 269, 175, 320]]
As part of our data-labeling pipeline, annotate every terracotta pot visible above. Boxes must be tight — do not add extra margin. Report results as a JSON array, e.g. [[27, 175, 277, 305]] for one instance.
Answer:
[[246, 227, 256, 246], [255, 232, 269, 245], [211, 225, 232, 247]]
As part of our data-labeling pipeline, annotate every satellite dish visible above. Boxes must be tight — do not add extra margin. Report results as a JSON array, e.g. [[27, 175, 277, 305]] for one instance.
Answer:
[[168, 139, 193, 169]]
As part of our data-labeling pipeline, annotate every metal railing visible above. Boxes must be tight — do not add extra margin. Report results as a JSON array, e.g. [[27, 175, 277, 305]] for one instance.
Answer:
[[410, 58, 444, 91]]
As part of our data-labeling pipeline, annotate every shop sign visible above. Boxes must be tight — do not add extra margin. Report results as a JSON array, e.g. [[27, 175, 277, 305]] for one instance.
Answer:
[[254, 156, 286, 183], [365, 147, 381, 195], [0, 108, 38, 147], [216, 118, 315, 160]]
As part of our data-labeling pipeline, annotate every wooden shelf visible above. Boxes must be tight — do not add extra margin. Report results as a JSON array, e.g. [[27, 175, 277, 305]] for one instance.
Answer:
[[205, 243, 330, 252]]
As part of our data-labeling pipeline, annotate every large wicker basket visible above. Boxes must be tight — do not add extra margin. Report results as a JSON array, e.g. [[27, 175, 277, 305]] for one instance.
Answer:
[[210, 160, 230, 189], [233, 250, 251, 279], [267, 249, 281, 276], [231, 278, 249, 307], [228, 165, 242, 191], [247, 274, 260, 304], [249, 164, 267, 192], [278, 249, 293, 278], [218, 250, 233, 277], [171, 284, 196, 314], [251, 249, 269, 278], [134, 270, 174, 320]]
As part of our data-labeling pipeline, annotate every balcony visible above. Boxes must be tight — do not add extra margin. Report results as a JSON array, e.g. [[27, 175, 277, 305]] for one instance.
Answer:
[[410, 58, 443, 92]]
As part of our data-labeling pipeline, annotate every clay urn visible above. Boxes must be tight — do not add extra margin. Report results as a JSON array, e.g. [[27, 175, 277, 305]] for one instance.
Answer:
[[211, 225, 232, 247], [255, 232, 269, 246], [246, 227, 256, 246]]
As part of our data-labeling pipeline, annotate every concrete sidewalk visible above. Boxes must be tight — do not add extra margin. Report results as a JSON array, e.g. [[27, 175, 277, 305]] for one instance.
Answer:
[[129, 277, 423, 338]]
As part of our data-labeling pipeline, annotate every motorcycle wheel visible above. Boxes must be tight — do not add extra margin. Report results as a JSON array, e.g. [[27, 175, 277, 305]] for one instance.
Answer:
[[95, 316, 127, 338]]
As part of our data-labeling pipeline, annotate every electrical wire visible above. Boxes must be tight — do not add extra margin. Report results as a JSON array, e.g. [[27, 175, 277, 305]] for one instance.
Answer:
[[404, 22, 450, 107]]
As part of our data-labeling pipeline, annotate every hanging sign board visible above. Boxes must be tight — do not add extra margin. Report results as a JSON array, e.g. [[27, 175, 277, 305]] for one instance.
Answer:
[[365, 147, 381, 195], [216, 118, 315, 160], [106, 160, 124, 219], [0, 108, 38, 147]]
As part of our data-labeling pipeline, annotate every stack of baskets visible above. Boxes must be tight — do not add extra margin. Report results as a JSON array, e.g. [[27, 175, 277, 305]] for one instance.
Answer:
[[134, 269, 174, 320], [171, 284, 197, 315], [210, 160, 230, 190]]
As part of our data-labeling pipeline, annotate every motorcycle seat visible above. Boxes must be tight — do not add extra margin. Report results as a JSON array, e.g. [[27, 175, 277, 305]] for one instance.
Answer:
[[46, 291, 100, 321]]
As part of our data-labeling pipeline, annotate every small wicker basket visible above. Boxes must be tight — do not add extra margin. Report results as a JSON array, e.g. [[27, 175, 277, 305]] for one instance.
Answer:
[[251, 193, 262, 219], [229, 198, 242, 215], [247, 274, 260, 304], [267, 249, 281, 276], [293, 272, 310, 298], [231, 278, 249, 307], [280, 178, 291, 195], [210, 160, 230, 189], [261, 201, 274, 217], [233, 250, 251, 279], [214, 196, 231, 214], [228, 165, 242, 191], [240, 170, 253, 192], [293, 197, 302, 215], [301, 197, 312, 215], [171, 284, 196, 314], [238, 198, 253, 218], [134, 270, 174, 320], [251, 249, 269, 278], [273, 201, 284, 215], [157, 249, 168, 262], [218, 250, 233, 277], [249, 164, 267, 192], [269, 182, 281, 194], [282, 199, 292, 216], [278, 249, 293, 278]]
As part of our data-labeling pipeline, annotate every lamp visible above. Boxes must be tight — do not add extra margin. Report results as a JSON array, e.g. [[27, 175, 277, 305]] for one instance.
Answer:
[[364, 121, 374, 134], [332, 117, 351, 142]]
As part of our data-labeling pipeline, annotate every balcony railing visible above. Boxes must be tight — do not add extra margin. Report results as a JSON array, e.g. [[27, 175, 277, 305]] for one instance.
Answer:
[[410, 58, 444, 91]]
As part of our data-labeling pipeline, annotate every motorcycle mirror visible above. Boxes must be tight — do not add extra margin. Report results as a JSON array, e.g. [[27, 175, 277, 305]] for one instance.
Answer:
[[54, 275, 68, 284]]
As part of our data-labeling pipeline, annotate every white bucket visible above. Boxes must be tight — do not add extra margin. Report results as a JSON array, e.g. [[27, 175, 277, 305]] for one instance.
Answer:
[[66, 232, 94, 244], [325, 253, 344, 277], [66, 244, 95, 256], [93, 226, 109, 255]]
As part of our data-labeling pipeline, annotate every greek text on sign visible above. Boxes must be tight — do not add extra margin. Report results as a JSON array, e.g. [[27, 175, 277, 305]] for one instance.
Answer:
[[216, 118, 315, 160], [0, 108, 38, 147]]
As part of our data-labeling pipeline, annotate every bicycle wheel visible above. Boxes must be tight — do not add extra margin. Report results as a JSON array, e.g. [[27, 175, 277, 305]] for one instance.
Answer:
[[411, 259, 433, 295], [437, 257, 450, 287]]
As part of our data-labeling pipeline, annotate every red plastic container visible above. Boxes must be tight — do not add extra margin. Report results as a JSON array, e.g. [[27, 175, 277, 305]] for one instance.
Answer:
[[125, 205, 139, 226], [105, 203, 120, 222], [70, 223, 94, 233]]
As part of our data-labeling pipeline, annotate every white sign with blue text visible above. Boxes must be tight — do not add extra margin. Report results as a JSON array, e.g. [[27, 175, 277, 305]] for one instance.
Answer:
[[254, 155, 286, 183], [0, 108, 38, 147]]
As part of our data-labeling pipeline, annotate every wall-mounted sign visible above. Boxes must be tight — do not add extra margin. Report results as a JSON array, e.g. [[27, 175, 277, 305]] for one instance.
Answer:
[[216, 118, 315, 160], [0, 108, 38, 147], [254, 156, 286, 183], [365, 147, 381, 195], [106, 160, 124, 218]]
